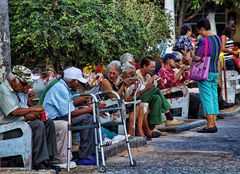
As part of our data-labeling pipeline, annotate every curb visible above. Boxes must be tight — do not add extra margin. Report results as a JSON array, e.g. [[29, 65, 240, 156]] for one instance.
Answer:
[[72, 136, 147, 158], [0, 168, 55, 174], [219, 106, 240, 117], [157, 119, 207, 133], [104, 136, 147, 157]]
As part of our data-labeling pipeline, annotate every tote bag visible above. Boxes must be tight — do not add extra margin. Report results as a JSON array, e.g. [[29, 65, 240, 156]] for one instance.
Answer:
[[190, 38, 210, 81]]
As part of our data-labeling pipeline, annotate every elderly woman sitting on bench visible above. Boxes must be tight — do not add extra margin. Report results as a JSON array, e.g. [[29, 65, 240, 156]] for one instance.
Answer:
[[101, 60, 160, 138]]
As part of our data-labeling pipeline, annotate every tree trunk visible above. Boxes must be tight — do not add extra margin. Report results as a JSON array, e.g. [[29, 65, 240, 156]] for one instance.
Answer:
[[165, 0, 175, 53], [178, 0, 185, 35], [0, 0, 11, 83], [207, 12, 217, 35]]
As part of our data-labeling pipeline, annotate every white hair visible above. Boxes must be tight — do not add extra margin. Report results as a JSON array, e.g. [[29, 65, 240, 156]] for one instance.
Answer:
[[120, 53, 135, 65], [121, 62, 136, 73], [107, 60, 122, 74]]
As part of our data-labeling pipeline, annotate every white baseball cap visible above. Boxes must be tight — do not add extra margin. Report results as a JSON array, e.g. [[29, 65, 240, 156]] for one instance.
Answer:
[[64, 67, 88, 83]]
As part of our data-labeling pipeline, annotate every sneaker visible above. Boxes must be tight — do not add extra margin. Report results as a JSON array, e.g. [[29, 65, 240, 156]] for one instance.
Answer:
[[53, 161, 77, 169], [165, 118, 184, 127], [75, 158, 97, 165], [103, 137, 112, 146], [75, 155, 106, 166], [112, 135, 128, 144]]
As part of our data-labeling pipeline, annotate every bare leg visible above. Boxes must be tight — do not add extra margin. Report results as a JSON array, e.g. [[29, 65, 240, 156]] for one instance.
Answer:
[[206, 114, 216, 128], [136, 105, 145, 136], [143, 114, 152, 137], [127, 112, 135, 136]]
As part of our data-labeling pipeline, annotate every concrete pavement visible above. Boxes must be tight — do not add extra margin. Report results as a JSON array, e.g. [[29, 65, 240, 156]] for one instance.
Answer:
[[101, 113, 240, 174], [1, 107, 240, 173]]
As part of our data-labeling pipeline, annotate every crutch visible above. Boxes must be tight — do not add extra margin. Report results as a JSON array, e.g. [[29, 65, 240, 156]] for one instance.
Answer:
[[124, 82, 142, 137], [67, 93, 99, 172]]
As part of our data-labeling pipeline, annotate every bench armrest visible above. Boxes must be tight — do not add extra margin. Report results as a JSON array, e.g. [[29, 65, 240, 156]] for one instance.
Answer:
[[0, 121, 32, 135]]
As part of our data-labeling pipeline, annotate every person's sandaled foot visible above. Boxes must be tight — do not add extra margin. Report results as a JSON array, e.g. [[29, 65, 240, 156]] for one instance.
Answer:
[[146, 131, 161, 138], [153, 129, 168, 136], [197, 126, 217, 133], [151, 131, 161, 138]]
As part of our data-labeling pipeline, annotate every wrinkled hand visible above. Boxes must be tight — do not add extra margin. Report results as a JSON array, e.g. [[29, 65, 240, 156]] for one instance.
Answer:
[[79, 96, 90, 103], [181, 65, 189, 71], [152, 75, 159, 80], [193, 56, 201, 62], [99, 101, 106, 109], [123, 79, 135, 87], [31, 106, 44, 113], [24, 112, 39, 121], [27, 90, 35, 101], [145, 82, 153, 90]]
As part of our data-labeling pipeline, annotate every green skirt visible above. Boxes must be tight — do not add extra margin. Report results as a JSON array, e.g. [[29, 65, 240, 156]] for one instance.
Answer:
[[140, 87, 170, 125]]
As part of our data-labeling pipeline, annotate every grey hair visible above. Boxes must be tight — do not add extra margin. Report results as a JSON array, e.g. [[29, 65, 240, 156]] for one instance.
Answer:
[[122, 62, 136, 73], [107, 60, 122, 74], [120, 53, 135, 64]]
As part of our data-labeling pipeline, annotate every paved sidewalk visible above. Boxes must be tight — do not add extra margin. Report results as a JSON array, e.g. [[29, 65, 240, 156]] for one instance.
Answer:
[[102, 113, 240, 174], [1, 106, 240, 173]]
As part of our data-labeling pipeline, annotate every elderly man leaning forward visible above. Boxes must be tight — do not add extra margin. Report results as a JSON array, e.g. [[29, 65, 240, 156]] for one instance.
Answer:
[[158, 53, 202, 119], [0, 65, 60, 171], [42, 66, 105, 165], [15, 66, 76, 169]]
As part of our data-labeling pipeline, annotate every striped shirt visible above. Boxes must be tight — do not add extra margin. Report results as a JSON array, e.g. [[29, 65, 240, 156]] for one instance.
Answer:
[[195, 35, 221, 73], [223, 36, 234, 61]]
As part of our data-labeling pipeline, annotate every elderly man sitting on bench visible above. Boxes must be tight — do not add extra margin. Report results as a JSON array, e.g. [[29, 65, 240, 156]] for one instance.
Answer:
[[0, 65, 59, 171]]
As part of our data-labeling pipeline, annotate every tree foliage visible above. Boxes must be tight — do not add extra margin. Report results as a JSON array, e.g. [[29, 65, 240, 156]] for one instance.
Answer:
[[9, 0, 171, 69]]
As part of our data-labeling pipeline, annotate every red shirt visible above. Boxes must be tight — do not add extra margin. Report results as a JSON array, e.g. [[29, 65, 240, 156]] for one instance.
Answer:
[[157, 65, 182, 89]]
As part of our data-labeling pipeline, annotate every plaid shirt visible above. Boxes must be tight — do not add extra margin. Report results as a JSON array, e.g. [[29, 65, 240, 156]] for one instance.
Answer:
[[157, 66, 182, 89]]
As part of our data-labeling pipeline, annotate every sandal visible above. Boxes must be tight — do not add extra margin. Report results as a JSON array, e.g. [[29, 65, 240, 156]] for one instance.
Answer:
[[146, 131, 161, 139]]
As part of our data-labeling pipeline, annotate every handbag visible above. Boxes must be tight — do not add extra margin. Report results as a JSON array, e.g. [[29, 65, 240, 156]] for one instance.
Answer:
[[232, 45, 240, 68], [190, 37, 210, 81]]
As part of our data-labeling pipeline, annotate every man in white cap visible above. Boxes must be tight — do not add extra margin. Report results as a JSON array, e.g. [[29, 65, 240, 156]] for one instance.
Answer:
[[42, 66, 104, 165]]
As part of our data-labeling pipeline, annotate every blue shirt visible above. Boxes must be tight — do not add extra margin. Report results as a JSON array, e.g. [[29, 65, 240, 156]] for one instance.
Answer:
[[43, 79, 75, 120]]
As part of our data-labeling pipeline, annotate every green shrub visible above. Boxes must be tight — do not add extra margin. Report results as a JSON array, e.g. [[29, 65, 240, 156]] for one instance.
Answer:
[[9, 0, 172, 69]]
